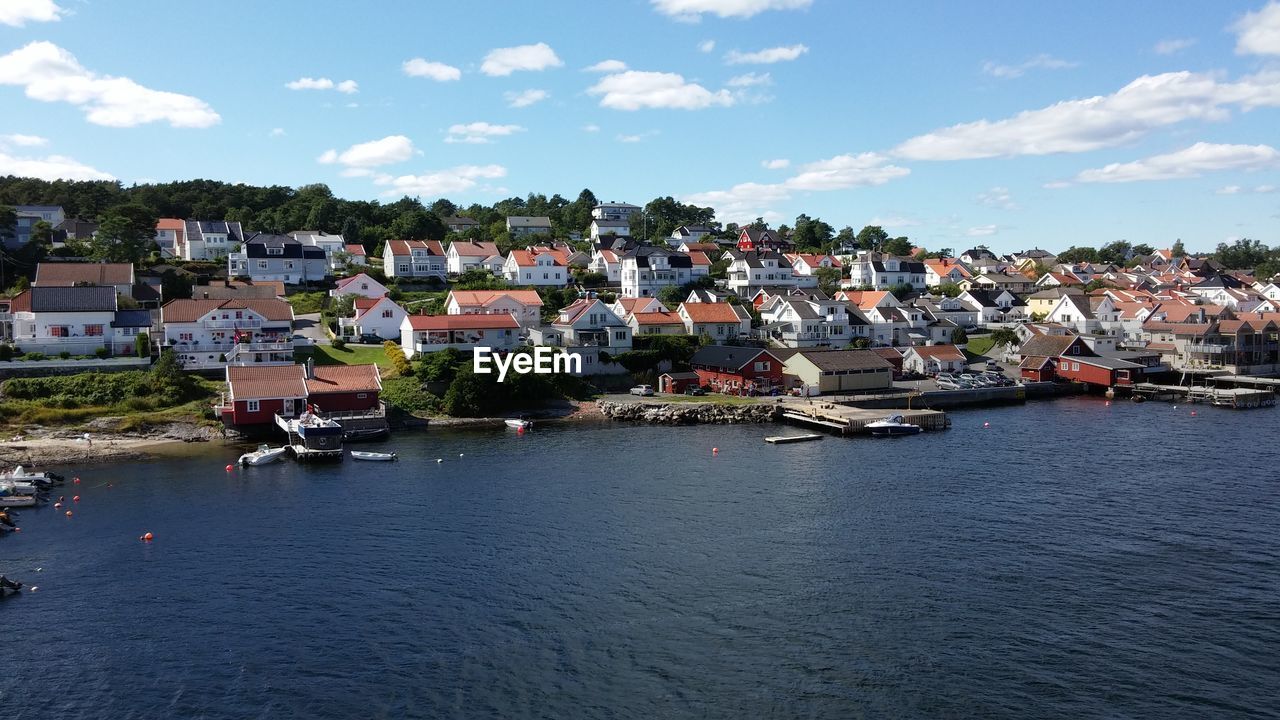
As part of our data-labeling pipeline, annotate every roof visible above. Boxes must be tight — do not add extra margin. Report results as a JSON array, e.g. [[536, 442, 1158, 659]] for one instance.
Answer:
[[449, 290, 543, 307], [227, 365, 308, 401], [507, 249, 563, 267], [856, 291, 893, 311], [591, 218, 630, 228], [1072, 356, 1142, 370], [1019, 355, 1051, 370], [907, 344, 966, 362], [156, 218, 185, 231], [1019, 334, 1085, 358], [307, 364, 382, 396], [680, 302, 747, 323], [29, 286, 116, 312], [111, 309, 152, 328], [443, 216, 480, 226], [631, 311, 684, 326], [659, 371, 701, 380], [449, 240, 500, 257], [689, 345, 779, 371], [344, 244, 367, 255], [35, 262, 133, 287], [962, 289, 999, 308], [334, 273, 386, 291], [161, 298, 294, 323], [387, 239, 445, 257], [404, 314, 519, 330], [506, 216, 553, 228], [789, 349, 893, 372], [193, 281, 286, 300]]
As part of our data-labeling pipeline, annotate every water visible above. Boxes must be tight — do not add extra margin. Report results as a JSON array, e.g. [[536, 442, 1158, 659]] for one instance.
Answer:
[[3, 398, 1279, 719]]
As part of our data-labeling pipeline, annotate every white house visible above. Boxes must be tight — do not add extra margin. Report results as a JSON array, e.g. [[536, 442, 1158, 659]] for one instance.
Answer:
[[290, 231, 346, 269], [228, 233, 328, 284], [446, 240, 502, 275], [551, 299, 633, 349], [506, 216, 553, 238], [924, 259, 971, 287], [671, 226, 716, 245], [627, 311, 686, 336], [588, 247, 622, 283], [8, 286, 145, 356], [33, 262, 135, 296], [330, 273, 389, 300], [759, 293, 855, 347], [343, 244, 368, 266], [181, 220, 244, 261], [339, 296, 406, 341], [725, 250, 798, 297], [383, 240, 447, 281], [503, 250, 566, 287], [400, 314, 521, 357], [589, 218, 630, 240], [446, 289, 543, 329], [846, 253, 928, 290], [902, 344, 967, 375], [620, 247, 695, 298], [159, 298, 295, 370], [610, 296, 667, 319], [677, 302, 751, 340]]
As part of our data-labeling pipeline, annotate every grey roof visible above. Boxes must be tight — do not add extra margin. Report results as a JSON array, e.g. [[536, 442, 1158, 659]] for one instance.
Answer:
[[871, 261, 926, 274], [30, 286, 116, 312], [245, 233, 325, 259], [592, 218, 630, 228], [186, 220, 244, 242], [674, 224, 716, 236], [111, 309, 153, 328], [1073, 355, 1141, 370], [787, 300, 822, 320], [660, 371, 701, 380], [687, 288, 732, 302], [507, 216, 553, 228], [690, 345, 779, 371], [443, 216, 480, 226], [790, 349, 893, 372], [1020, 334, 1085, 358], [963, 289, 999, 308], [624, 246, 692, 269]]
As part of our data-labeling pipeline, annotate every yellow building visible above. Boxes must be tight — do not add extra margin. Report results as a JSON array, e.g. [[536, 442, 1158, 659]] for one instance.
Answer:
[[782, 349, 894, 394]]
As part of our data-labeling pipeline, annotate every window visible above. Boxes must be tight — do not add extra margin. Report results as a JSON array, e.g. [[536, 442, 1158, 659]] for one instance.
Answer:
[[83, 324, 104, 336], [398, 265, 409, 273], [382, 310, 393, 318], [179, 332, 193, 342], [356, 393, 368, 399], [50, 325, 67, 337], [257, 260, 268, 270], [717, 325, 725, 335], [267, 247, 284, 256], [754, 361, 770, 371], [544, 273, 549, 280], [235, 311, 243, 319], [615, 331, 626, 340], [246, 400, 260, 413]]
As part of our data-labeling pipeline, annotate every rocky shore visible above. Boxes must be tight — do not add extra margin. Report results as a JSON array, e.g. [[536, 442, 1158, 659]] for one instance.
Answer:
[[0, 421, 221, 468], [597, 400, 781, 425]]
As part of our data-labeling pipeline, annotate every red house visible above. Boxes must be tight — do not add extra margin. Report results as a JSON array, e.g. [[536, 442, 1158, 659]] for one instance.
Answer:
[[1054, 355, 1143, 388], [689, 345, 784, 394], [1017, 334, 1092, 382], [736, 227, 793, 254], [217, 363, 383, 429]]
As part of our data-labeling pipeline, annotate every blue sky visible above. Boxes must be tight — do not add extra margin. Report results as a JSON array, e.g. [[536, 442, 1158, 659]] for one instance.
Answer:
[[2, 0, 1279, 253]]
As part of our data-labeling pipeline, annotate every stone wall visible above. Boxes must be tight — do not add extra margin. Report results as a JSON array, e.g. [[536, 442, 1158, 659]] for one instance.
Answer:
[[597, 400, 780, 425]]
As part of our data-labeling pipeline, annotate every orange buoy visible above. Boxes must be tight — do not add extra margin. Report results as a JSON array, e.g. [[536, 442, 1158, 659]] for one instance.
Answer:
[[143, 532, 154, 542], [73, 495, 80, 502], [225, 464, 234, 472]]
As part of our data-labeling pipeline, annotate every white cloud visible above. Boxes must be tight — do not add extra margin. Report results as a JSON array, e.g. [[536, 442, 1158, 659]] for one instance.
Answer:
[[698, 40, 716, 53], [480, 43, 563, 76], [505, 89, 549, 108], [724, 44, 808, 65], [585, 59, 628, 73], [867, 215, 922, 228], [617, 131, 659, 143], [445, 122, 525, 144], [684, 152, 909, 223], [0, 0, 64, 27], [0, 41, 220, 128], [1215, 182, 1277, 195], [728, 72, 772, 87], [0, 133, 49, 148], [1217, 185, 1242, 194], [1256, 184, 1277, 193], [269, 127, 286, 138], [402, 58, 462, 81], [374, 164, 507, 197], [981, 54, 1078, 79], [318, 135, 416, 168], [977, 186, 1018, 209], [0, 150, 113, 181], [1073, 142, 1280, 183], [286, 77, 357, 93], [336, 80, 359, 94], [588, 70, 734, 110], [893, 70, 1280, 161], [762, 158, 789, 169], [652, 0, 812, 20], [1154, 38, 1197, 55], [582, 124, 601, 132], [966, 225, 998, 237], [1234, 2, 1280, 55]]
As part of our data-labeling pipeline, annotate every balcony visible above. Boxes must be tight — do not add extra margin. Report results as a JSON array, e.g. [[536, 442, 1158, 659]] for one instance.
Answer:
[[1187, 343, 1230, 354], [204, 318, 263, 329]]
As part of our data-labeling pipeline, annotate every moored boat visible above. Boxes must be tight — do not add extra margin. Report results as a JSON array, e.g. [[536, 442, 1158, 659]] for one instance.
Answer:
[[504, 418, 532, 429], [0, 466, 61, 483], [0, 493, 39, 508], [867, 415, 923, 437], [350, 451, 397, 461], [239, 444, 288, 466]]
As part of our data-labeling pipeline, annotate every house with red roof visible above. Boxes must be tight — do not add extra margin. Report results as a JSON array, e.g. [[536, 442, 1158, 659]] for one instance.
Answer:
[[445, 289, 543, 328], [216, 363, 383, 431], [159, 298, 295, 370], [552, 299, 632, 349], [786, 253, 842, 288], [677, 301, 751, 339], [924, 259, 971, 287], [627, 311, 686, 336], [503, 249, 567, 287], [382, 239, 446, 281], [343, 244, 368, 266], [329, 272, 389, 300], [338, 296, 407, 341], [399, 313, 521, 357], [446, 240, 502, 275]]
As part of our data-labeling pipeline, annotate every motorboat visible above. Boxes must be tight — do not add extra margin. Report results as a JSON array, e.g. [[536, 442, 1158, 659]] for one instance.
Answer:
[[504, 418, 532, 429], [867, 415, 923, 437], [238, 444, 287, 466], [350, 451, 397, 462], [0, 466, 61, 483], [0, 492, 39, 508]]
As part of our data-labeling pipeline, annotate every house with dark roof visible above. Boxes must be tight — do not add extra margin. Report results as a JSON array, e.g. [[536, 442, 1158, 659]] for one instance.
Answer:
[[689, 345, 784, 394], [181, 220, 244, 261], [1017, 333, 1092, 382], [780, 348, 894, 394], [589, 217, 631, 240], [506, 216, 553, 237], [620, 246, 694, 298], [4, 206, 65, 249], [736, 227, 792, 254], [228, 233, 328, 284], [724, 250, 798, 297], [8, 286, 147, 356], [551, 299, 632, 349]]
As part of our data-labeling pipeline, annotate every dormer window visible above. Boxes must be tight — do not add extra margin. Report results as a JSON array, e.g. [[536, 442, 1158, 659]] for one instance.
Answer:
[[267, 247, 284, 256]]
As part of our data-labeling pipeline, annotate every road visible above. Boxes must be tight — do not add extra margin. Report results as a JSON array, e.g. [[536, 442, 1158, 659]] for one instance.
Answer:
[[294, 313, 330, 346]]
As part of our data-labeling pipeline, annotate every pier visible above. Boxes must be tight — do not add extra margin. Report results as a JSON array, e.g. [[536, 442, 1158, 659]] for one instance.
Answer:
[[779, 401, 949, 435], [1130, 383, 1276, 408], [274, 413, 345, 461]]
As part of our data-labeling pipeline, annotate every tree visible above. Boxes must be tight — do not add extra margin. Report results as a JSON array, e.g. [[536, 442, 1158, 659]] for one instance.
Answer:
[[1213, 237, 1270, 269], [882, 236, 913, 256], [637, 196, 716, 242], [815, 266, 842, 296], [340, 216, 362, 244], [888, 282, 914, 300], [937, 281, 962, 298], [1171, 239, 1186, 257], [952, 328, 968, 346], [332, 294, 355, 319], [92, 203, 159, 263], [1056, 246, 1101, 264], [430, 198, 458, 218], [990, 328, 1019, 350], [856, 225, 889, 251], [1098, 240, 1133, 265], [833, 225, 855, 252], [791, 214, 834, 251], [1131, 243, 1155, 257], [390, 210, 446, 241]]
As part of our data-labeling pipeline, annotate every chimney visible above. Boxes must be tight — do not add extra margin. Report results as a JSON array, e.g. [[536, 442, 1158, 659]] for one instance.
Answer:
[[305, 357, 315, 380]]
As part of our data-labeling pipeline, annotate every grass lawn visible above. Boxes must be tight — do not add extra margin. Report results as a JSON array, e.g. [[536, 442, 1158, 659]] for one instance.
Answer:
[[965, 336, 995, 356], [307, 343, 394, 368], [657, 394, 762, 405], [285, 291, 328, 314]]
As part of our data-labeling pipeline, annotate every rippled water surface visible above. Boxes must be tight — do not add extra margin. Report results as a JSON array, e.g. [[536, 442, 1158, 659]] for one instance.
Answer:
[[3, 398, 1279, 719]]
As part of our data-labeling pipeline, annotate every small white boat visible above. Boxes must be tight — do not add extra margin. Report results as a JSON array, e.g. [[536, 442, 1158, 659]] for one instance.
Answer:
[[350, 451, 397, 461], [867, 415, 923, 437], [0, 466, 57, 482], [0, 492, 38, 508], [238, 444, 288, 466], [504, 419, 532, 429]]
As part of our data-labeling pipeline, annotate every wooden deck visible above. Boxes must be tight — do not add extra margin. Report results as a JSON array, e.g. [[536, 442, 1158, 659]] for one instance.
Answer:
[[779, 401, 949, 435], [1131, 383, 1276, 409], [764, 433, 825, 444]]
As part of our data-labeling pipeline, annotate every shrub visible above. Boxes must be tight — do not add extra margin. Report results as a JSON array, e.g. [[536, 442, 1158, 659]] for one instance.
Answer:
[[380, 376, 442, 415], [136, 333, 150, 358], [0, 344, 12, 361], [21, 352, 46, 361], [94, 347, 110, 359], [332, 338, 346, 350], [384, 340, 412, 377], [58, 351, 71, 360]]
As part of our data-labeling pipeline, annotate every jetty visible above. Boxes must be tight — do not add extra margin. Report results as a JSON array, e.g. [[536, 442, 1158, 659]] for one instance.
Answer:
[[1130, 382, 1276, 408], [274, 412, 345, 461], [764, 433, 824, 444], [779, 401, 949, 435]]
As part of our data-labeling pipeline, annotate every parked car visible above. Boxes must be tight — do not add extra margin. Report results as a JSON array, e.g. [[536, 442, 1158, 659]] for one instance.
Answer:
[[630, 385, 655, 396], [936, 378, 961, 390], [358, 333, 383, 344], [684, 386, 707, 396]]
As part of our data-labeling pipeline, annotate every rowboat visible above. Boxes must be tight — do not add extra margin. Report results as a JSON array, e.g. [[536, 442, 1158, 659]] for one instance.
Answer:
[[351, 451, 397, 461], [238, 444, 288, 466]]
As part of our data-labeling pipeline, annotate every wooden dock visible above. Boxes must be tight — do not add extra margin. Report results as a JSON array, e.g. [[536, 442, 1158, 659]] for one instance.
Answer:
[[764, 433, 825, 444], [780, 402, 949, 435], [1131, 383, 1276, 409]]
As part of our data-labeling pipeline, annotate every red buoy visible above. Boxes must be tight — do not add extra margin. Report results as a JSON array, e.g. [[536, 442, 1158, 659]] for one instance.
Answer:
[[73, 477, 81, 484], [73, 495, 81, 502], [225, 464, 234, 472], [142, 532, 154, 542]]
